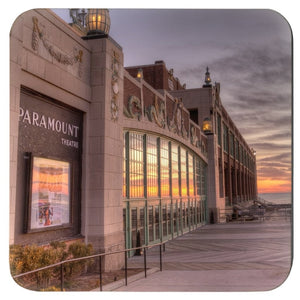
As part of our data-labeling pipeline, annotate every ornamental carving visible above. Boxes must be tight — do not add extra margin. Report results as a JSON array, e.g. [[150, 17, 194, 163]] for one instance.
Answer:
[[190, 125, 200, 147], [168, 98, 188, 139], [124, 96, 142, 120], [32, 17, 83, 66], [145, 95, 166, 128], [111, 51, 120, 121]]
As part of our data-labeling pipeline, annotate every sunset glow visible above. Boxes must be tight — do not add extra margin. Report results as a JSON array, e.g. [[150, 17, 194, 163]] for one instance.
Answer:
[[257, 178, 291, 194]]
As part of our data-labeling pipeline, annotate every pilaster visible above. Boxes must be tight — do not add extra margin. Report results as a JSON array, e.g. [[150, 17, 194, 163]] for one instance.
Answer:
[[84, 37, 124, 270]]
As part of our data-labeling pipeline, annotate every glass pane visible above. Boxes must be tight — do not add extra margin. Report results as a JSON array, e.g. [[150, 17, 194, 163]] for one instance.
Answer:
[[129, 132, 144, 198], [160, 138, 170, 197], [181, 148, 187, 197], [147, 135, 158, 197], [171, 143, 179, 197], [188, 153, 194, 196]]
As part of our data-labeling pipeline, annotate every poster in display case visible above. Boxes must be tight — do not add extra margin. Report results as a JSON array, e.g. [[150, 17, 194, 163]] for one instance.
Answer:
[[29, 157, 70, 230]]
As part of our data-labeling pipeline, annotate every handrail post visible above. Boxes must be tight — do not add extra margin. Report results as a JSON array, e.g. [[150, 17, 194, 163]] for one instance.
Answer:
[[60, 263, 64, 291], [144, 247, 147, 278], [99, 256, 103, 291], [159, 244, 162, 271], [124, 250, 128, 286]]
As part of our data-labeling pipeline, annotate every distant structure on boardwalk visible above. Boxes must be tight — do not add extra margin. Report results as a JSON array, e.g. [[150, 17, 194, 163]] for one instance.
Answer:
[[10, 9, 257, 271]]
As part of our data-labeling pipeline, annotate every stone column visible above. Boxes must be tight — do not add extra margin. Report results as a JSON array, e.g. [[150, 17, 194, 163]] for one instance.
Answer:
[[206, 133, 222, 223], [10, 15, 23, 245], [83, 37, 124, 271]]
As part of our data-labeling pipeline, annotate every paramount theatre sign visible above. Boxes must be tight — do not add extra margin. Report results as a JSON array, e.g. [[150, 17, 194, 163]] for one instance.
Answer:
[[19, 107, 80, 149], [17, 90, 83, 237]]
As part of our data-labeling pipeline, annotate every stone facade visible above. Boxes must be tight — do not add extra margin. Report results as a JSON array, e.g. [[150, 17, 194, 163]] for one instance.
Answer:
[[10, 9, 256, 274], [171, 83, 257, 222], [128, 63, 257, 223], [10, 9, 124, 270]]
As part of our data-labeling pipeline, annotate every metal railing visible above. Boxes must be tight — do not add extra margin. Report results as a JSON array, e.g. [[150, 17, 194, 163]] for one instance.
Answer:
[[13, 240, 168, 291]]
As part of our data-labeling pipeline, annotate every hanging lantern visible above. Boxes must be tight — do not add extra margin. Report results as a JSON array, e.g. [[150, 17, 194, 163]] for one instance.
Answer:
[[203, 117, 212, 134]]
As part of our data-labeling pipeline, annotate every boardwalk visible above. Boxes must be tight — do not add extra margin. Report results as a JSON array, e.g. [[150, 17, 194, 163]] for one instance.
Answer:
[[115, 218, 292, 292]]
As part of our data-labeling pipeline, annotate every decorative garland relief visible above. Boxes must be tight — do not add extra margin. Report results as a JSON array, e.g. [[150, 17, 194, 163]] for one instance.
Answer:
[[32, 17, 83, 69]]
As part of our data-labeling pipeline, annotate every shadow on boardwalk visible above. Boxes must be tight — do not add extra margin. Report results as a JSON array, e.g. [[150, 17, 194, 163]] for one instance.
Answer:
[[114, 217, 292, 292]]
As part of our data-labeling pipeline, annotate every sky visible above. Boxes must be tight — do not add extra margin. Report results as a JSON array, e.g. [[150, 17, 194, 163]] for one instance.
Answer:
[[52, 8, 293, 195]]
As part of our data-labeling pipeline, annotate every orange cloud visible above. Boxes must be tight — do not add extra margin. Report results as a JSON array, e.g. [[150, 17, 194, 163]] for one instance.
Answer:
[[257, 178, 291, 194]]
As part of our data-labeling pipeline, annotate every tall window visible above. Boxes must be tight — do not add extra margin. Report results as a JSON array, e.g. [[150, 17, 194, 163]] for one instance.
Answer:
[[223, 123, 229, 153], [235, 140, 239, 161], [129, 132, 144, 198], [123, 131, 207, 200], [160, 138, 170, 197], [171, 143, 179, 197], [201, 162, 207, 196], [229, 132, 234, 156], [217, 114, 222, 146], [180, 147, 188, 197], [146, 135, 158, 197], [195, 158, 201, 196], [188, 153, 194, 196]]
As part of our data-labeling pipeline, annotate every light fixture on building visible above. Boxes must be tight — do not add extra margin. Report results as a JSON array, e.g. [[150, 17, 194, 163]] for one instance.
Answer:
[[69, 9, 87, 35], [203, 67, 212, 88], [83, 9, 111, 39], [136, 68, 143, 80], [203, 117, 213, 134], [251, 148, 257, 156]]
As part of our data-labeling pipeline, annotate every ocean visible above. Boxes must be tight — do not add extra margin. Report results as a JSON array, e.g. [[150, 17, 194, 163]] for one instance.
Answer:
[[258, 192, 292, 205]]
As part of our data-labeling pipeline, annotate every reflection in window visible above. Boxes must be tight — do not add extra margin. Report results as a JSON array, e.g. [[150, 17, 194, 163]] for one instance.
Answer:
[[160, 138, 170, 197], [123, 131, 207, 201], [180, 147, 187, 197], [129, 132, 144, 198], [188, 153, 194, 196], [147, 135, 158, 197], [171, 143, 179, 197], [201, 161, 207, 196], [195, 158, 201, 196]]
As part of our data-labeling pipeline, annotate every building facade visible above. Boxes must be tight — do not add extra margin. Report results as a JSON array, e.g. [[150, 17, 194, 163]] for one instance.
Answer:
[[10, 9, 256, 271], [125, 64, 257, 223]]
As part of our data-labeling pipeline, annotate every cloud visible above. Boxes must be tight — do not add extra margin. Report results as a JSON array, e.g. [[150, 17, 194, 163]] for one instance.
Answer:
[[251, 142, 290, 151], [257, 166, 291, 180], [260, 152, 291, 163]]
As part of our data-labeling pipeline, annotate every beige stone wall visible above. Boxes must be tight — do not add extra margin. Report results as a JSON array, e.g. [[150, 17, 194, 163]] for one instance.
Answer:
[[10, 9, 91, 244], [10, 9, 125, 269], [84, 37, 124, 269]]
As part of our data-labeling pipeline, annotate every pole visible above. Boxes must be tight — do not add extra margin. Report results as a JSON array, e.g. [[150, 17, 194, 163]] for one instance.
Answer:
[[144, 247, 147, 278], [159, 244, 162, 271], [124, 251, 128, 286], [99, 256, 103, 291]]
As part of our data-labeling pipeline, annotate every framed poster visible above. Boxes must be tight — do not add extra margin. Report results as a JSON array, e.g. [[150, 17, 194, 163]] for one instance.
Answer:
[[29, 157, 70, 230]]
